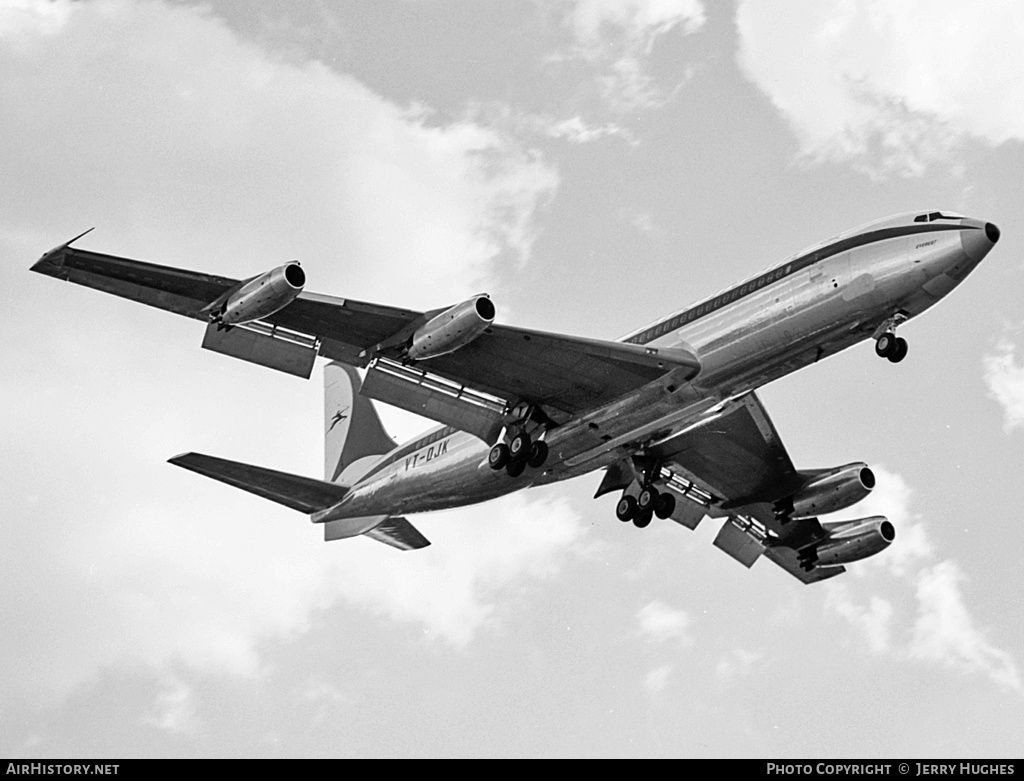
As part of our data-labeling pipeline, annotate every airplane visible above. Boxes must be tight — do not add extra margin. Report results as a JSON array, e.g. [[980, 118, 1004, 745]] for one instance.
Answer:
[[29, 210, 1001, 583]]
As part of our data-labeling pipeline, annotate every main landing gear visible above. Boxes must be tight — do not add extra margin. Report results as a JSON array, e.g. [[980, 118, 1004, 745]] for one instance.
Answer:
[[488, 429, 548, 477], [615, 483, 676, 529]]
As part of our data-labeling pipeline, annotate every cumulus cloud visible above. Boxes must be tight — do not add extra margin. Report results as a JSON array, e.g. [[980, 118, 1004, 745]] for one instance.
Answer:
[[983, 338, 1024, 433], [636, 599, 694, 646], [736, 0, 1024, 176], [553, 0, 706, 111], [715, 648, 763, 680], [0, 0, 574, 709], [823, 467, 1021, 692]]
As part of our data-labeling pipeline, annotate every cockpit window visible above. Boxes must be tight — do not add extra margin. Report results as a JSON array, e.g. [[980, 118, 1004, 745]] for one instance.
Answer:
[[914, 211, 963, 223]]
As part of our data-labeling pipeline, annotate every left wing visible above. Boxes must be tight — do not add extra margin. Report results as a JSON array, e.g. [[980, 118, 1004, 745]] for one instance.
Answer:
[[649, 392, 852, 584], [31, 241, 699, 418]]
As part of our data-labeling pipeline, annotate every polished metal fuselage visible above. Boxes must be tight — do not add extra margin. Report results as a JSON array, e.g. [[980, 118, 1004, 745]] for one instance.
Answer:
[[321, 214, 993, 522]]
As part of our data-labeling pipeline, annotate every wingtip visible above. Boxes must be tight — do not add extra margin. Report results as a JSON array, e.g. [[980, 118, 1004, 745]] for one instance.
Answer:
[[30, 227, 96, 274]]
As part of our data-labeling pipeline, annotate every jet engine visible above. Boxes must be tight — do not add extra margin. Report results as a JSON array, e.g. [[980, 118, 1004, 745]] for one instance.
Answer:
[[814, 516, 895, 567], [217, 263, 305, 326], [407, 295, 495, 360], [784, 463, 875, 520]]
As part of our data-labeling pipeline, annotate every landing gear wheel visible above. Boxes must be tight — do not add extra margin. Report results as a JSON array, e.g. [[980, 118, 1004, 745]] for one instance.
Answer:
[[875, 333, 897, 359], [526, 440, 549, 469], [506, 459, 526, 478], [616, 495, 637, 522], [888, 337, 908, 364], [654, 492, 676, 520], [637, 487, 660, 512], [488, 443, 510, 470], [509, 432, 531, 462], [633, 510, 653, 529]]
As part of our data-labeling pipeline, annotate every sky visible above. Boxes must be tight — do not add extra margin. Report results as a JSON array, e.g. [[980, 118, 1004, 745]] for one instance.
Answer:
[[2, 0, 1023, 758]]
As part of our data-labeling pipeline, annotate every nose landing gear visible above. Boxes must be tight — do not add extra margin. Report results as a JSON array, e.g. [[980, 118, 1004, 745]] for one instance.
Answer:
[[875, 333, 908, 363], [873, 313, 909, 363]]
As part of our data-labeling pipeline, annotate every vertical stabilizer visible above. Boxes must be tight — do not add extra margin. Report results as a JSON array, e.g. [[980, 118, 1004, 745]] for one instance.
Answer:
[[324, 362, 398, 483]]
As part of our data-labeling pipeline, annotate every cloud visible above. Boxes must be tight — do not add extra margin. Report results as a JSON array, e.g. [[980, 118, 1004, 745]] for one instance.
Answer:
[[552, 0, 706, 111], [735, 0, 1024, 177], [643, 663, 674, 696], [823, 467, 1021, 692], [0, 0, 574, 708], [715, 648, 763, 680], [910, 561, 1021, 692], [636, 599, 693, 646], [983, 338, 1024, 433]]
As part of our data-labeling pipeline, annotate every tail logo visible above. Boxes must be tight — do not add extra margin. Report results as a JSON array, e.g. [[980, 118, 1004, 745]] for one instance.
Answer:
[[327, 407, 350, 433]]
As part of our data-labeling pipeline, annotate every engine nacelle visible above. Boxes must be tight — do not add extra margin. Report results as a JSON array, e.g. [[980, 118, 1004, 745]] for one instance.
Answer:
[[787, 463, 875, 520], [815, 516, 895, 567], [407, 295, 495, 360], [219, 263, 305, 326]]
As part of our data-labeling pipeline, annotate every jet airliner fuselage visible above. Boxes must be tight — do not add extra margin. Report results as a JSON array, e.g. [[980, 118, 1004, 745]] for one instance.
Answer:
[[317, 212, 998, 528]]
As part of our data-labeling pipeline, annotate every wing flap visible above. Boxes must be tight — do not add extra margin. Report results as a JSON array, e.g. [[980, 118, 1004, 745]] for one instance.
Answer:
[[168, 452, 348, 513]]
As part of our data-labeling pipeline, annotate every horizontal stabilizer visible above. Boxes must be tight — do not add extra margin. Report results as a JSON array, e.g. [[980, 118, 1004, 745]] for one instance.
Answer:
[[364, 516, 431, 550], [168, 452, 348, 513]]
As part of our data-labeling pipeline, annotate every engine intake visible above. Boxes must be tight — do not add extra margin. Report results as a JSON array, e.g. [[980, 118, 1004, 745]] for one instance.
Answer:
[[784, 463, 875, 520], [814, 516, 895, 567], [219, 263, 305, 326], [407, 295, 495, 360]]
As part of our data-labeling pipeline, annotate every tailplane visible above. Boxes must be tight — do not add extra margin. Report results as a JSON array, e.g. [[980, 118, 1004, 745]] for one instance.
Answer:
[[324, 362, 397, 483]]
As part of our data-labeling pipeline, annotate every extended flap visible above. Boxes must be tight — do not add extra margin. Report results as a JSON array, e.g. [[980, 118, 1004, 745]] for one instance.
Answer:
[[713, 517, 765, 568], [202, 321, 318, 378]]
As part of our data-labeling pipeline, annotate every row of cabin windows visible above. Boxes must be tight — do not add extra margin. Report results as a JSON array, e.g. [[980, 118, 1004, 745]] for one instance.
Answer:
[[629, 262, 794, 344]]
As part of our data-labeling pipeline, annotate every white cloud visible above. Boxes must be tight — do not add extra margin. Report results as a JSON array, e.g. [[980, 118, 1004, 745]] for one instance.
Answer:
[[983, 338, 1024, 433], [910, 561, 1021, 692], [823, 467, 1021, 692], [144, 676, 199, 736], [643, 663, 674, 695], [736, 0, 1024, 176], [554, 0, 706, 111], [637, 599, 693, 646], [0, 0, 575, 706], [715, 648, 763, 680]]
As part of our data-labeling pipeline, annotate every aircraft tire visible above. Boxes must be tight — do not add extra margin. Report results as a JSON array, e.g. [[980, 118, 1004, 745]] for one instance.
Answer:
[[506, 459, 526, 478], [637, 487, 659, 512], [654, 492, 676, 520], [875, 333, 897, 359], [888, 337, 908, 363], [488, 443, 510, 470], [526, 440, 549, 469], [509, 432, 531, 462], [633, 510, 653, 529], [616, 495, 637, 522]]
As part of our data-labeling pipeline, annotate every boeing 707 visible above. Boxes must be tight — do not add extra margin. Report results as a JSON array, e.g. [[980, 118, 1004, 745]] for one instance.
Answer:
[[29, 211, 1000, 582]]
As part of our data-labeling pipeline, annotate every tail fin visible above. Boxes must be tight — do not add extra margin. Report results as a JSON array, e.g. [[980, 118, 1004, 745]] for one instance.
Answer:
[[324, 362, 397, 483]]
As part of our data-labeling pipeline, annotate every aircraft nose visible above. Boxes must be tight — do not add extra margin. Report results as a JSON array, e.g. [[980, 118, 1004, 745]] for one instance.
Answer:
[[961, 219, 1000, 262]]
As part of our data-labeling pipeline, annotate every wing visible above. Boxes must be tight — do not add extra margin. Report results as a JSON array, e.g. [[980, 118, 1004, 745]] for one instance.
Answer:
[[31, 241, 699, 417], [650, 392, 844, 584]]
